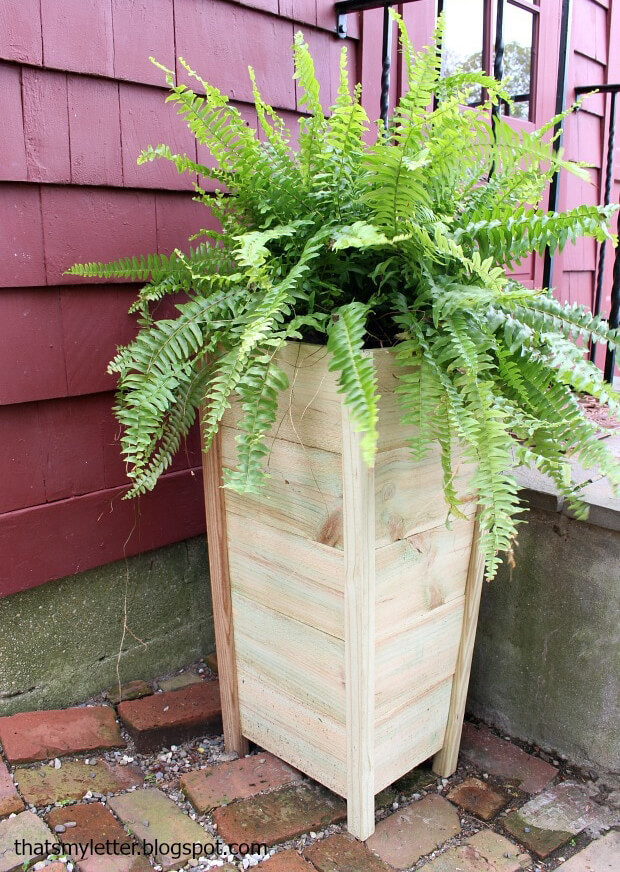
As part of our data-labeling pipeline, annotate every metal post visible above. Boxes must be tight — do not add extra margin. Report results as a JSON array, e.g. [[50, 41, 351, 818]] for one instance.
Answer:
[[488, 0, 505, 179], [380, 4, 393, 129], [590, 90, 617, 362], [542, 0, 573, 291], [493, 0, 505, 96], [603, 192, 620, 384]]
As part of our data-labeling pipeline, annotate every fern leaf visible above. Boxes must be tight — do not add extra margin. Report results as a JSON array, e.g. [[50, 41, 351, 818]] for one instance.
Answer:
[[223, 353, 289, 493], [327, 302, 379, 465]]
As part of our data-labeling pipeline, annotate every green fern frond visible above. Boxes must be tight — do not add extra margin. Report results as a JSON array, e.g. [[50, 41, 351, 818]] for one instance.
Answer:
[[507, 294, 620, 347], [293, 32, 327, 181], [66, 251, 180, 282], [223, 353, 289, 493], [327, 302, 379, 465]]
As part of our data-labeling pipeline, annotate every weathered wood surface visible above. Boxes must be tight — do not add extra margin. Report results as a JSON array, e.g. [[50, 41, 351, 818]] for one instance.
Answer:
[[227, 513, 345, 638], [342, 397, 376, 841], [237, 663, 347, 796], [200, 424, 248, 757], [433, 516, 486, 777]]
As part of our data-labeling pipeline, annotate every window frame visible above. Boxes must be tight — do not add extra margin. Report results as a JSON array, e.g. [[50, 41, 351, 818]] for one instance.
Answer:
[[439, 0, 540, 123]]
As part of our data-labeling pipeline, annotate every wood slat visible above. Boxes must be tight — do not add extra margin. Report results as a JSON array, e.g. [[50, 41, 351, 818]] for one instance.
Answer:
[[433, 516, 486, 777], [374, 446, 476, 546], [375, 598, 465, 721], [227, 512, 345, 639], [375, 516, 476, 637], [233, 593, 346, 724], [221, 426, 344, 547], [222, 343, 344, 453], [237, 665, 347, 797], [374, 678, 452, 794]]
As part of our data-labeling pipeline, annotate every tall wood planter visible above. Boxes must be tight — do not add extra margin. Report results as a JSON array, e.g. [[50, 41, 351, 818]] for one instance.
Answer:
[[202, 342, 485, 840]]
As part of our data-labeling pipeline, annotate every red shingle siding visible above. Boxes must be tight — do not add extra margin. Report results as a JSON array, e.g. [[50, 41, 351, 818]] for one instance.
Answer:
[[0, 0, 356, 596]]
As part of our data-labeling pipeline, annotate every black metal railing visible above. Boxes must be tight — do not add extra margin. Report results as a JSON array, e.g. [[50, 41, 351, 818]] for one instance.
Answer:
[[574, 84, 620, 381]]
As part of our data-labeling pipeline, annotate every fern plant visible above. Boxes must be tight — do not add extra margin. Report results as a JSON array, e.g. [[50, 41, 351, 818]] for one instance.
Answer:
[[68, 13, 619, 578]]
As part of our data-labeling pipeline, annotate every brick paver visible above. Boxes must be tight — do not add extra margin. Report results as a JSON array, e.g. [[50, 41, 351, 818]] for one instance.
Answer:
[[447, 777, 510, 820], [117, 681, 221, 752], [366, 794, 461, 869], [48, 801, 150, 872], [306, 833, 394, 871], [0, 705, 124, 763], [0, 760, 23, 819], [460, 723, 557, 793], [502, 815, 573, 860], [181, 752, 301, 812], [212, 783, 346, 848], [559, 830, 620, 871], [109, 788, 215, 871], [502, 781, 613, 859], [106, 680, 153, 705], [15, 757, 144, 806], [420, 830, 531, 872], [0, 810, 53, 872], [157, 672, 203, 692], [261, 851, 314, 870]]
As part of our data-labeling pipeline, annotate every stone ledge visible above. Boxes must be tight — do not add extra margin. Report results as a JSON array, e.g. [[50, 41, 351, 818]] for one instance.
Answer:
[[514, 434, 619, 531]]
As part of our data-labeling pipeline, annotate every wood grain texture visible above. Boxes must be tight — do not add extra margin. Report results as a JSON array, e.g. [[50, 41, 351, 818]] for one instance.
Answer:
[[227, 513, 345, 638], [342, 395, 376, 841], [200, 424, 249, 757], [375, 678, 452, 794], [237, 664, 347, 796], [222, 343, 343, 453], [221, 426, 344, 547], [375, 516, 475, 637], [375, 598, 465, 721], [232, 593, 346, 723], [374, 446, 476, 545], [432, 516, 486, 777], [208, 341, 482, 833]]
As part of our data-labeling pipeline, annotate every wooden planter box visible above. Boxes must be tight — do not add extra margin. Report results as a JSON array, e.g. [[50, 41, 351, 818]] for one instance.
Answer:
[[202, 342, 485, 840]]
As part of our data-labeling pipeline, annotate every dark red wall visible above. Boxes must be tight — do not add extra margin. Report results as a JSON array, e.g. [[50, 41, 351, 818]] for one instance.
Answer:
[[0, 0, 358, 597]]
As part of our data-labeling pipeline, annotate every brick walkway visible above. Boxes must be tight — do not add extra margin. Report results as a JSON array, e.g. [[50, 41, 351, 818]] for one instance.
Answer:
[[0, 664, 616, 872]]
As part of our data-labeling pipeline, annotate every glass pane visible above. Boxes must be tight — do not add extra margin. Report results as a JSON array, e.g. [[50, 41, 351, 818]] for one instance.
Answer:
[[441, 0, 485, 104], [501, 4, 535, 120]]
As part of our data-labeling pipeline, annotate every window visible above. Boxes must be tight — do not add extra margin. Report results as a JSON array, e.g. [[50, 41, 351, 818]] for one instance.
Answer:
[[441, 0, 486, 104], [439, 0, 538, 121]]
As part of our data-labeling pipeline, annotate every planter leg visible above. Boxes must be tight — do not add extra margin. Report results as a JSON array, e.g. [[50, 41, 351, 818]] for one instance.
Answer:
[[347, 788, 376, 842], [343, 402, 376, 841], [201, 425, 249, 757], [433, 517, 485, 777]]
